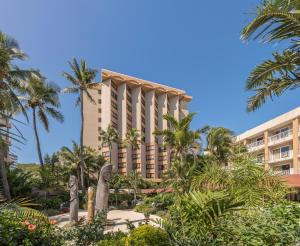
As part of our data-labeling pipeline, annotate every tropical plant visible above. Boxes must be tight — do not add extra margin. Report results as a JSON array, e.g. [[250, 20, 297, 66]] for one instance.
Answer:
[[60, 141, 104, 188], [19, 73, 64, 167], [154, 113, 204, 161], [62, 58, 98, 191], [124, 170, 144, 204], [100, 125, 119, 163], [241, 0, 300, 111], [0, 31, 31, 201], [206, 127, 234, 165], [127, 224, 169, 246], [109, 173, 125, 207]]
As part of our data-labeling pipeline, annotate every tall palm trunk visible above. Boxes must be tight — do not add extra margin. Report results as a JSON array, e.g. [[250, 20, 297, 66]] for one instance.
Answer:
[[0, 139, 11, 201], [79, 90, 85, 191], [32, 107, 44, 166]]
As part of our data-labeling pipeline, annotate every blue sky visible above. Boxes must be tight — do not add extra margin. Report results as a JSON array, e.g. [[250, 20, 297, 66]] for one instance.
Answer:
[[2, 0, 300, 163]]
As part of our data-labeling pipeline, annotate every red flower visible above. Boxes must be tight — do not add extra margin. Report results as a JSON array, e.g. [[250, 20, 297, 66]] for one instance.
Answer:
[[49, 219, 57, 225], [27, 224, 36, 231]]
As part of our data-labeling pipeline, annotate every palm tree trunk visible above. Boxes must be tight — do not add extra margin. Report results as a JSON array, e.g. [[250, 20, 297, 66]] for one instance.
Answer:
[[0, 140, 11, 201], [79, 91, 85, 191], [32, 107, 44, 166]]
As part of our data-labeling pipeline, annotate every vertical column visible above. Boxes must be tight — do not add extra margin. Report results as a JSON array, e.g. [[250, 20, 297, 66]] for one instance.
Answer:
[[117, 83, 132, 175], [132, 87, 146, 177], [264, 130, 269, 170], [293, 118, 299, 174], [145, 90, 158, 179], [169, 96, 179, 121], [179, 99, 189, 120], [157, 93, 170, 176], [101, 79, 118, 171], [83, 87, 100, 150]]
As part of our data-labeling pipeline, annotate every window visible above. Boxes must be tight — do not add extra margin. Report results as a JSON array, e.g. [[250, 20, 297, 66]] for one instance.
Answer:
[[98, 108, 101, 113], [111, 91, 118, 100], [98, 99, 101, 104], [98, 90, 101, 94], [112, 101, 117, 110]]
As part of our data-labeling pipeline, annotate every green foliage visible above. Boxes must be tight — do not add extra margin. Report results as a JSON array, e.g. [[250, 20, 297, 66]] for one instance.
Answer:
[[34, 196, 63, 210], [135, 193, 174, 217], [8, 168, 34, 198], [62, 212, 106, 246], [0, 210, 62, 246], [98, 231, 127, 246], [127, 224, 169, 246], [241, 0, 300, 111], [214, 203, 300, 246]]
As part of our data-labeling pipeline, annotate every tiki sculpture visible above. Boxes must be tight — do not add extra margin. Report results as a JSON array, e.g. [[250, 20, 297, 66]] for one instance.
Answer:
[[95, 163, 113, 212], [87, 186, 95, 222], [69, 175, 79, 222]]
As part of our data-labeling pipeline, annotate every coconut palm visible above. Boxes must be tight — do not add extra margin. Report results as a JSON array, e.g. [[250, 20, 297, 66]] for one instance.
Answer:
[[19, 74, 64, 167], [99, 125, 119, 163], [206, 127, 234, 165], [154, 113, 200, 161], [241, 0, 300, 111], [62, 58, 98, 191], [0, 31, 31, 200], [124, 128, 141, 150]]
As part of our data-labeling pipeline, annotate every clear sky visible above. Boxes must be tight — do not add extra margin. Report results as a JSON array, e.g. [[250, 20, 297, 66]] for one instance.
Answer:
[[1, 0, 300, 163]]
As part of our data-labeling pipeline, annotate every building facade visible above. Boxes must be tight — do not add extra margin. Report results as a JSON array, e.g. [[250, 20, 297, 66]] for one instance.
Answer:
[[236, 107, 300, 176], [83, 69, 191, 180]]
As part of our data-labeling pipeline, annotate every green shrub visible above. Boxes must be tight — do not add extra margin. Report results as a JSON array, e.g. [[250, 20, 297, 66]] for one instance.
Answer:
[[0, 210, 62, 245], [62, 212, 106, 246], [127, 224, 169, 246], [98, 231, 127, 246], [34, 196, 63, 210]]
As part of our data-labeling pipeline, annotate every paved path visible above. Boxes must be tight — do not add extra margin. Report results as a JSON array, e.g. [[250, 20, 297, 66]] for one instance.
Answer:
[[49, 209, 162, 233]]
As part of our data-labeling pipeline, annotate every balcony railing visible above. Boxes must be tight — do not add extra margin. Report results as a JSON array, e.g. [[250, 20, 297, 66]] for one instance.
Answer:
[[274, 169, 290, 176], [269, 129, 292, 144], [247, 139, 264, 151], [269, 150, 293, 163]]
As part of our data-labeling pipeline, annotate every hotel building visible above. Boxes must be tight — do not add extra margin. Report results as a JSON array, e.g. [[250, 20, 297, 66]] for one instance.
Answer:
[[236, 107, 300, 176], [83, 69, 191, 180]]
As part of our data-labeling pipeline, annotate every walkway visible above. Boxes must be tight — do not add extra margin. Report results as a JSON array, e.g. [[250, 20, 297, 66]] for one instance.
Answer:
[[49, 209, 162, 233]]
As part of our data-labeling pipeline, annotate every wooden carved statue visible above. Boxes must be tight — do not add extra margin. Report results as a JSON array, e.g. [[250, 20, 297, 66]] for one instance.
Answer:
[[87, 186, 95, 222], [95, 163, 112, 212], [69, 175, 79, 222]]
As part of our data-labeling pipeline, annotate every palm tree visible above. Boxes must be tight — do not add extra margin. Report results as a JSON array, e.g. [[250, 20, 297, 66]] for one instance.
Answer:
[[109, 173, 125, 207], [241, 0, 300, 111], [125, 170, 143, 204], [99, 125, 119, 164], [19, 74, 64, 167], [60, 141, 87, 189], [154, 113, 202, 161], [206, 127, 234, 165], [0, 31, 32, 200], [124, 128, 141, 170], [62, 58, 98, 191]]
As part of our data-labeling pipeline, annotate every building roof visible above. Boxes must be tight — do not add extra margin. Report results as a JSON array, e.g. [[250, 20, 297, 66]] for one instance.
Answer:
[[100, 69, 192, 101], [236, 107, 300, 141], [283, 175, 300, 188]]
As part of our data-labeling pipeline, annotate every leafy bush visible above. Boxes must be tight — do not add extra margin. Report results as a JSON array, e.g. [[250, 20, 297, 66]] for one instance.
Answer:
[[127, 224, 169, 246], [34, 196, 63, 210], [8, 168, 35, 198], [135, 193, 173, 217], [0, 210, 62, 245], [62, 212, 106, 246], [97, 231, 127, 246]]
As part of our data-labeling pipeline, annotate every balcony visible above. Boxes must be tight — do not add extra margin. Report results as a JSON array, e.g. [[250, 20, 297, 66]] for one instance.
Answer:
[[273, 169, 291, 176], [269, 150, 293, 163], [247, 140, 264, 152], [268, 129, 292, 146]]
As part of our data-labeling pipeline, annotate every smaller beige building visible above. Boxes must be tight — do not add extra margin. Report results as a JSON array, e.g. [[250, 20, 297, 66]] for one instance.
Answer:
[[83, 69, 191, 181], [236, 107, 300, 176]]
